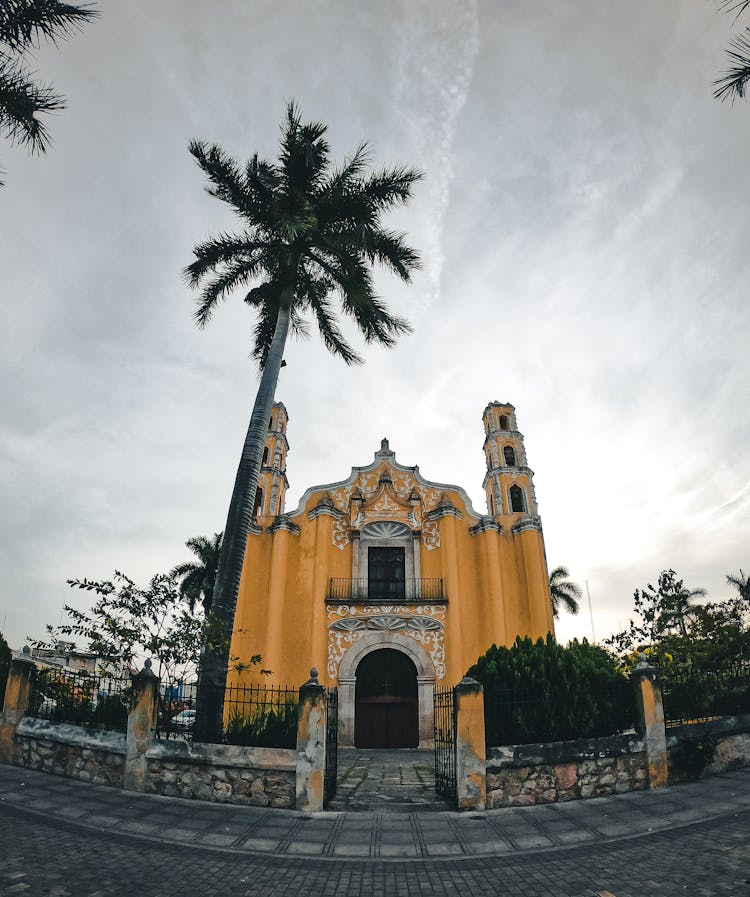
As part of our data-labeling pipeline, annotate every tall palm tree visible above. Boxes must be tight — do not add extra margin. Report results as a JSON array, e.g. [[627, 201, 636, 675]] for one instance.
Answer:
[[660, 582, 706, 639], [549, 566, 582, 617], [186, 103, 422, 741], [727, 569, 750, 601], [171, 532, 223, 613], [715, 1, 750, 102], [0, 1, 97, 181]]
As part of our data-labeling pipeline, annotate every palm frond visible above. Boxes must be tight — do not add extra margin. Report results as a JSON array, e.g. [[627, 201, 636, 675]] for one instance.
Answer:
[[549, 565, 582, 617], [189, 140, 275, 223], [279, 100, 330, 196], [361, 164, 424, 210], [719, 0, 750, 23], [185, 233, 266, 287], [324, 142, 370, 192], [0, 0, 97, 52], [0, 57, 62, 151], [304, 275, 362, 365], [715, 27, 750, 101], [193, 255, 267, 327]]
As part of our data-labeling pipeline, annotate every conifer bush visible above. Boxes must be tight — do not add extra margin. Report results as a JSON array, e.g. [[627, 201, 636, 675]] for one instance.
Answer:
[[468, 635, 636, 747]]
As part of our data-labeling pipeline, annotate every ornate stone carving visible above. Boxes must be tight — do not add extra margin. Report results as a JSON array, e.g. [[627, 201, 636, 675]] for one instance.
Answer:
[[421, 518, 441, 550], [326, 603, 446, 680], [361, 521, 410, 540], [325, 461, 448, 551]]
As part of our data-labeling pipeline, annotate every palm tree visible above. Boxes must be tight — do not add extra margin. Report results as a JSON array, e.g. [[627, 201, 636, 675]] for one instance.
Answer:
[[727, 569, 750, 601], [715, 1, 750, 102], [661, 583, 706, 639], [171, 532, 223, 613], [0, 1, 97, 181], [186, 102, 422, 741], [549, 566, 582, 617]]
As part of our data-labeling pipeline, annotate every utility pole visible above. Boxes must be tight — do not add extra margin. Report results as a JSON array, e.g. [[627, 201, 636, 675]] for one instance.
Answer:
[[585, 580, 596, 644]]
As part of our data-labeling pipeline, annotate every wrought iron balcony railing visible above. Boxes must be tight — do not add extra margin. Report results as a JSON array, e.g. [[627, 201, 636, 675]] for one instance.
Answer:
[[327, 578, 445, 602]]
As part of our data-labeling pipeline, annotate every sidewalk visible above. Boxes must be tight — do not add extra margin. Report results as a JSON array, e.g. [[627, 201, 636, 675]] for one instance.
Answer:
[[2, 761, 749, 861]]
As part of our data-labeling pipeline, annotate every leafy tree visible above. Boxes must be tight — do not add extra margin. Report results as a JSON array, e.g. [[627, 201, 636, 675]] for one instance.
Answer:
[[0, 629, 11, 707], [468, 635, 634, 746], [186, 102, 422, 741], [715, 1, 750, 102], [548, 565, 582, 617], [0, 1, 98, 182], [31, 571, 207, 683], [171, 532, 222, 613], [605, 570, 706, 664]]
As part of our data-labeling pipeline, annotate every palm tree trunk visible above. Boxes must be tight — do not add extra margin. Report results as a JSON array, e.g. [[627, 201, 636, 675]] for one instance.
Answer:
[[193, 295, 292, 743]]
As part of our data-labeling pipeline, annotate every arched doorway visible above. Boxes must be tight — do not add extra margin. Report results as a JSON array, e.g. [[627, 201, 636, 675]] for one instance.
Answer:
[[355, 649, 418, 748]]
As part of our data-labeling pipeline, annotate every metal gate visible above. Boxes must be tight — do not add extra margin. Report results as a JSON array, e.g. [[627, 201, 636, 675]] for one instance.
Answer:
[[433, 684, 457, 806], [324, 687, 338, 807]]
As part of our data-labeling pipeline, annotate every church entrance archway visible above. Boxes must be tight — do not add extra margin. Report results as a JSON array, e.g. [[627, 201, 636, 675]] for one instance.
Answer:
[[355, 649, 418, 748]]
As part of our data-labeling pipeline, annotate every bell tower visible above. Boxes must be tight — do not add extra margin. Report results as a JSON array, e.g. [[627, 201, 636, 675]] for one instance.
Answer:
[[255, 401, 289, 519], [481, 401, 539, 520]]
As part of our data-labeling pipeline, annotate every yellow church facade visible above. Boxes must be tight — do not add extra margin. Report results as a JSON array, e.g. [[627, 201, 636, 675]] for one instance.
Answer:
[[229, 401, 554, 748]]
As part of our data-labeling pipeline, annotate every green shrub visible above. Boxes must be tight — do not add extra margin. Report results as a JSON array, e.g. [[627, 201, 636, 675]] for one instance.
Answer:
[[468, 635, 636, 747], [223, 702, 297, 748], [670, 735, 716, 781]]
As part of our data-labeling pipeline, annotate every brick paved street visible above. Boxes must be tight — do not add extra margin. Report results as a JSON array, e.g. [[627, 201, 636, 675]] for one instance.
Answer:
[[1, 764, 750, 896], [2, 801, 749, 896]]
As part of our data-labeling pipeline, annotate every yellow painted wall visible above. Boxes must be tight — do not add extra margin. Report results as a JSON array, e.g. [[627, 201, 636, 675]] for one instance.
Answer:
[[228, 455, 554, 691]]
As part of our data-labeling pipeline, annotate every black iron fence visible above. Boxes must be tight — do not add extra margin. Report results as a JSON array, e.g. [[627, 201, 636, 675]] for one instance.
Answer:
[[434, 685, 457, 805], [28, 666, 130, 732], [223, 682, 298, 748], [483, 677, 638, 747], [324, 687, 338, 807], [662, 666, 750, 728], [327, 577, 445, 602], [158, 681, 298, 748]]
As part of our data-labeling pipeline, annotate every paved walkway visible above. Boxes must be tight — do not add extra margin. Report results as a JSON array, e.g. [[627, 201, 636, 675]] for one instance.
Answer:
[[327, 748, 448, 812], [2, 761, 750, 860]]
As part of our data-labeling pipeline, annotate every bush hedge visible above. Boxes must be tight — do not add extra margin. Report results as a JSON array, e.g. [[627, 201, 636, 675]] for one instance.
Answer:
[[467, 635, 636, 747]]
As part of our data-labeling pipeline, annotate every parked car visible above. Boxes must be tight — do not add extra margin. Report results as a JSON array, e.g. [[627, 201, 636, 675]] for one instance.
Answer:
[[170, 709, 196, 731]]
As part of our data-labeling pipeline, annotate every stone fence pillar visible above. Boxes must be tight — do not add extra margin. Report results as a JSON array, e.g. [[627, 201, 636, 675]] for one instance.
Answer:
[[455, 676, 486, 810], [296, 668, 326, 813], [123, 659, 160, 792], [0, 649, 36, 764], [633, 656, 668, 789]]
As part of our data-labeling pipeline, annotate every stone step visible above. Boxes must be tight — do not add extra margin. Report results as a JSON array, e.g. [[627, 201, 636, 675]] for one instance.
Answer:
[[327, 801, 451, 813]]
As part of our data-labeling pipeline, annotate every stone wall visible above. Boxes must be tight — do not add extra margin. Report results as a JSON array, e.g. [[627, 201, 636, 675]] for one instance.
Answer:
[[13, 717, 125, 788], [667, 713, 750, 784], [145, 740, 295, 808], [486, 733, 648, 808]]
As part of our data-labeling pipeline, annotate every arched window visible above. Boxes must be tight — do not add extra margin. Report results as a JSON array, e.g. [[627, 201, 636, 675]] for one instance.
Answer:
[[489, 494, 495, 515], [503, 445, 516, 466], [262, 447, 269, 466], [509, 484, 525, 513], [268, 416, 273, 430], [499, 414, 509, 430], [253, 486, 264, 517]]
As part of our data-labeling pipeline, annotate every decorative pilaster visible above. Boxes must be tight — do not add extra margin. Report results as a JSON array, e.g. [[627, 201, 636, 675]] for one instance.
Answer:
[[124, 659, 160, 792], [455, 677, 486, 810], [633, 656, 668, 789], [295, 669, 327, 812], [0, 649, 35, 764]]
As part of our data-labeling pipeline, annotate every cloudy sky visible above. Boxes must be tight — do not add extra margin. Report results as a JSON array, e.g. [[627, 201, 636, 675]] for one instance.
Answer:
[[1, 0, 748, 652]]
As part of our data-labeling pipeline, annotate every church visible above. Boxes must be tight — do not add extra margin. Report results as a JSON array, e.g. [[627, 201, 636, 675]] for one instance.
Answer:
[[228, 401, 554, 748]]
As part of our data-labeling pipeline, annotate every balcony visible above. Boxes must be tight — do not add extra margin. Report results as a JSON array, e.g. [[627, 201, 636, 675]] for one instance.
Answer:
[[327, 578, 446, 603]]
